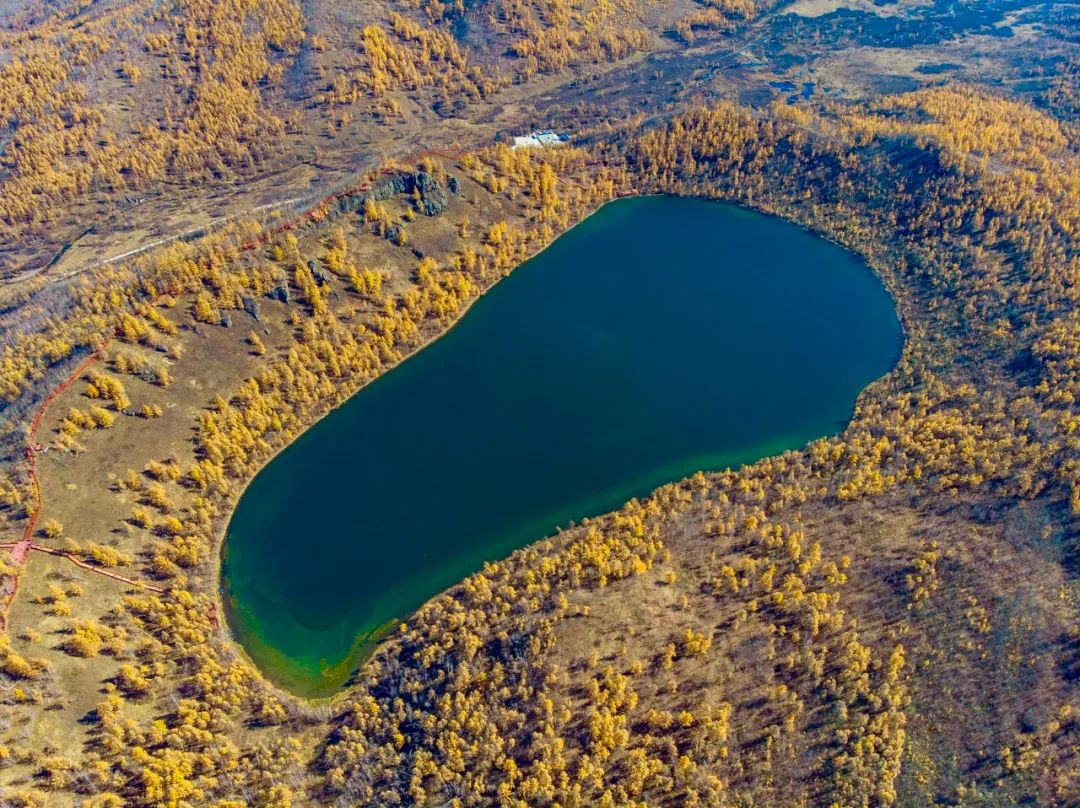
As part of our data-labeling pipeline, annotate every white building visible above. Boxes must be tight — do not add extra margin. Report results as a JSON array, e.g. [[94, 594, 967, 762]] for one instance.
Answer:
[[512, 130, 568, 149]]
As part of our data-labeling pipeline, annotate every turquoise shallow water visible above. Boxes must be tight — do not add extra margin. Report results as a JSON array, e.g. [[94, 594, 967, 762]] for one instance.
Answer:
[[222, 195, 903, 696]]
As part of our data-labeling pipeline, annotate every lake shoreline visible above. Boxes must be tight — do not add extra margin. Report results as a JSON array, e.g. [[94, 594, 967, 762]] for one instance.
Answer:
[[213, 184, 634, 701], [219, 193, 903, 699]]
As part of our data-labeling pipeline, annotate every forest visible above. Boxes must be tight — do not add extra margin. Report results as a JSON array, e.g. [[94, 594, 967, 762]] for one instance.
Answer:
[[0, 0, 692, 276], [0, 0, 1079, 805], [0, 82, 1075, 805]]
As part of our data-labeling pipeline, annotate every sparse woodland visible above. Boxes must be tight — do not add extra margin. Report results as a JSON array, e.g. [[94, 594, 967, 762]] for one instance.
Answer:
[[0, 15, 1077, 807], [0, 0, 696, 275], [0, 0, 303, 229]]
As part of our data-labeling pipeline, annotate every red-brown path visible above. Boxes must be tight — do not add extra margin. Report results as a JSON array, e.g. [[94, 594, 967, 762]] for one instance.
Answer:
[[0, 342, 114, 629]]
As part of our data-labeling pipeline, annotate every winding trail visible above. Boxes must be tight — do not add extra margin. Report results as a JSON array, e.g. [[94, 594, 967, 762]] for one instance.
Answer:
[[7, 145, 464, 291], [0, 341, 115, 629], [0, 145, 464, 631], [0, 543, 164, 593]]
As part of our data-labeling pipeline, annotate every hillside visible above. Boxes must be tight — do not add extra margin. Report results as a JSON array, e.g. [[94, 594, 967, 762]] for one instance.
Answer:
[[1, 0, 1073, 281], [0, 1, 1078, 807]]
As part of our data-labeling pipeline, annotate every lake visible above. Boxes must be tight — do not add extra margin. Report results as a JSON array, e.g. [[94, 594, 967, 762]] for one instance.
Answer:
[[221, 195, 903, 696]]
